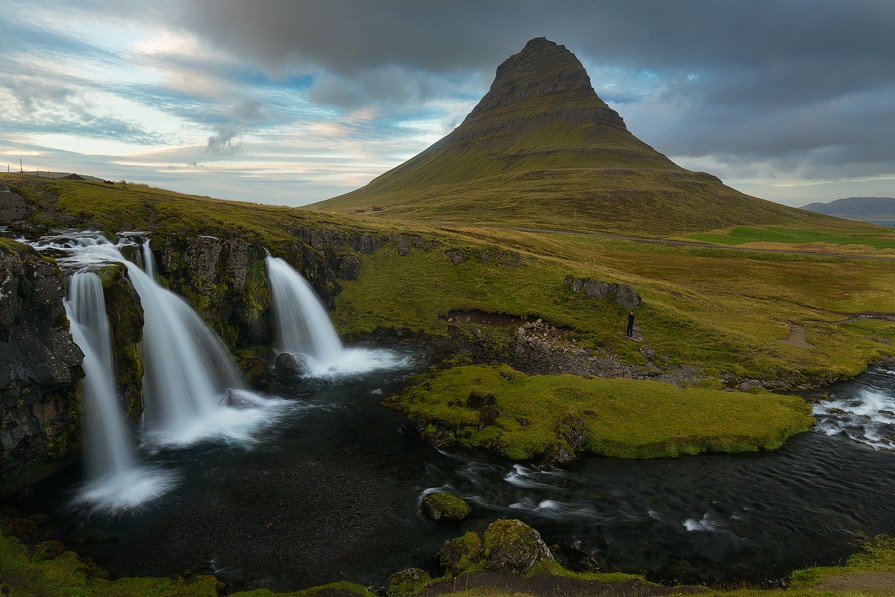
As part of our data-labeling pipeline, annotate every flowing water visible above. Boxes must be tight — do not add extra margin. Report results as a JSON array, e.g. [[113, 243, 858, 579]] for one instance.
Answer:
[[12, 363, 895, 592], [64, 272, 177, 512], [12, 231, 895, 591]]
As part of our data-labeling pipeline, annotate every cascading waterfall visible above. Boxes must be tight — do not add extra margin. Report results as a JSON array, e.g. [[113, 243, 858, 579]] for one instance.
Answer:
[[130, 247, 282, 447], [27, 231, 290, 510], [64, 270, 176, 512], [66, 272, 136, 479], [266, 256, 343, 363], [265, 255, 409, 376]]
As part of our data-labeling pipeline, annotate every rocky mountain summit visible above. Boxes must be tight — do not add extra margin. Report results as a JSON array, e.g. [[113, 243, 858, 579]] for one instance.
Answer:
[[458, 36, 631, 145]]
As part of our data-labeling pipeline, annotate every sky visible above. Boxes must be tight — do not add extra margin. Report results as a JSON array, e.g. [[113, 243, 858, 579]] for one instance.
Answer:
[[1, 0, 893, 209]]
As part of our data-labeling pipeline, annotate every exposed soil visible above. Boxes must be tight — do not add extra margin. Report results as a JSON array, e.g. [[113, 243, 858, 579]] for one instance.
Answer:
[[780, 323, 815, 349], [415, 570, 708, 597], [814, 571, 895, 593], [444, 310, 703, 387]]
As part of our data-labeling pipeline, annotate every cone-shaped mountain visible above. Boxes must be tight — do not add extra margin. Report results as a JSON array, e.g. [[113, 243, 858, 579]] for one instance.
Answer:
[[308, 37, 834, 236]]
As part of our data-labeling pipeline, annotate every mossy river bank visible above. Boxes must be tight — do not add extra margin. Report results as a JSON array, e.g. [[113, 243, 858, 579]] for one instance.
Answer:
[[5, 358, 895, 593]]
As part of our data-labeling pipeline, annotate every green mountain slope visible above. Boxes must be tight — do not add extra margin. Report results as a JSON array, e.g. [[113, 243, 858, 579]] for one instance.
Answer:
[[307, 37, 844, 237]]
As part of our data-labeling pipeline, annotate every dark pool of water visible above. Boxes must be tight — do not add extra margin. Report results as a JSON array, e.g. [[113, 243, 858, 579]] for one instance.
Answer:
[[8, 359, 895, 592]]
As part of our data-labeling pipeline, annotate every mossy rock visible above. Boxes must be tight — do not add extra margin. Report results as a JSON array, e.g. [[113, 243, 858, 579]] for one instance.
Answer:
[[481, 518, 555, 574], [436, 531, 483, 576], [388, 567, 431, 595], [436, 519, 554, 577], [422, 492, 472, 522]]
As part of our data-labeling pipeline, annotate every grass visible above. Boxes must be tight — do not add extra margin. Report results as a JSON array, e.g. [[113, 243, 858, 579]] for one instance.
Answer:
[[387, 364, 815, 460], [4, 172, 895, 595], [334, 226, 895, 385], [689, 225, 895, 251], [10, 172, 892, 385]]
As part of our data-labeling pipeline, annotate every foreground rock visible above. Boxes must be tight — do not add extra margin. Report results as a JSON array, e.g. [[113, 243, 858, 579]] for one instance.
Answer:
[[421, 492, 472, 522], [437, 519, 554, 576], [0, 239, 82, 488]]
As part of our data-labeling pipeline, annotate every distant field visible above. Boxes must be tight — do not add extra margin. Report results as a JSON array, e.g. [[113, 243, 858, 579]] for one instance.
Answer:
[[688, 225, 895, 250]]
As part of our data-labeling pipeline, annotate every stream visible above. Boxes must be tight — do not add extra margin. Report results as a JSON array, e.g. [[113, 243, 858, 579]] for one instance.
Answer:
[[8, 361, 895, 592]]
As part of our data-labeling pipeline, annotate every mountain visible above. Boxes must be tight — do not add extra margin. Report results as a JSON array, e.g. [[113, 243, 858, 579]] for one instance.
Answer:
[[307, 37, 841, 236], [801, 197, 895, 225]]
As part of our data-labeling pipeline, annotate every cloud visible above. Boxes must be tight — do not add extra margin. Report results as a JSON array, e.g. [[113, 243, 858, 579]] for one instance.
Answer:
[[2, 0, 894, 207], [206, 99, 266, 154]]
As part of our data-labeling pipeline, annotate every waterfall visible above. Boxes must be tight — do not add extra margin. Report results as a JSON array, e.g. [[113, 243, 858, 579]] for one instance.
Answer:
[[25, 231, 291, 512], [66, 272, 137, 480], [265, 255, 409, 376], [133, 249, 275, 447], [266, 256, 344, 364], [65, 271, 176, 512]]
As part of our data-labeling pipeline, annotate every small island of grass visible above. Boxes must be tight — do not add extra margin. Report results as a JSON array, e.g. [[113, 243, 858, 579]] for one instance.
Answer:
[[387, 364, 814, 461]]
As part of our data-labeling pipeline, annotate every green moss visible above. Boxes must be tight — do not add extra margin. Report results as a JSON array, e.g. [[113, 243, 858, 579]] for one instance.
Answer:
[[422, 492, 472, 521], [789, 535, 895, 589], [231, 582, 376, 597], [388, 364, 814, 460], [0, 532, 223, 596], [387, 568, 432, 595]]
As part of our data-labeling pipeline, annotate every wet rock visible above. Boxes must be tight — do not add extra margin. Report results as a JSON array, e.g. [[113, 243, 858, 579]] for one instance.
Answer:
[[481, 519, 555, 574], [0, 239, 82, 485], [422, 492, 472, 522], [389, 567, 431, 595], [275, 352, 310, 379]]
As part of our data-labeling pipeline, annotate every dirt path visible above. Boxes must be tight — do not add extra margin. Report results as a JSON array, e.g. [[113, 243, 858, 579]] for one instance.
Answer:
[[814, 571, 895, 593], [780, 323, 815, 349], [416, 570, 708, 597]]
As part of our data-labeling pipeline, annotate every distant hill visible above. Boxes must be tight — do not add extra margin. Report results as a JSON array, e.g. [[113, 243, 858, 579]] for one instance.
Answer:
[[307, 37, 843, 237], [801, 197, 895, 225]]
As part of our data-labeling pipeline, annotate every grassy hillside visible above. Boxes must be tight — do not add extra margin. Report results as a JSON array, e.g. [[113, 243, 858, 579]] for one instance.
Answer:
[[5, 172, 895, 386], [307, 39, 848, 237]]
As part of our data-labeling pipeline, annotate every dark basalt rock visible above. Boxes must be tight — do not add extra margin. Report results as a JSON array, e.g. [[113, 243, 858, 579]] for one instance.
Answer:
[[564, 275, 642, 311], [0, 240, 83, 488], [275, 352, 310, 380]]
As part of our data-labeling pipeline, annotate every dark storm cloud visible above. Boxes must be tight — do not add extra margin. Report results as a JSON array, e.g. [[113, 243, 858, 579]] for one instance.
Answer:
[[176, 0, 895, 173]]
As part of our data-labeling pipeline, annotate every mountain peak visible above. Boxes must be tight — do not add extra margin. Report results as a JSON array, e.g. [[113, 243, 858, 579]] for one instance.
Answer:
[[464, 37, 625, 129], [308, 38, 819, 236]]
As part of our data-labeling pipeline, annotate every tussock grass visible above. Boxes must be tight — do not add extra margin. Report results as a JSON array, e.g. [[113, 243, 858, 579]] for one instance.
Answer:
[[388, 364, 814, 460]]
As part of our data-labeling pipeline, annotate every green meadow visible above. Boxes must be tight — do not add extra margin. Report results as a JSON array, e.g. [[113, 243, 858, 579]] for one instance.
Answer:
[[387, 364, 814, 459]]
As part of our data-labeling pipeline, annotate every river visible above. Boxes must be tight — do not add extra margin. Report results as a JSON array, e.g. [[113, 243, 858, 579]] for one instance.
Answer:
[[8, 359, 895, 592]]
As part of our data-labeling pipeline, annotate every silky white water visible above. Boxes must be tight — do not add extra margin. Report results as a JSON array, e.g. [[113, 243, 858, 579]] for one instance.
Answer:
[[65, 271, 176, 512], [28, 231, 291, 510], [265, 255, 409, 376]]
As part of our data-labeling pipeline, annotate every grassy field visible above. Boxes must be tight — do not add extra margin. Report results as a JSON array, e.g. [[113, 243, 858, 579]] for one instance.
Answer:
[[5, 172, 895, 386]]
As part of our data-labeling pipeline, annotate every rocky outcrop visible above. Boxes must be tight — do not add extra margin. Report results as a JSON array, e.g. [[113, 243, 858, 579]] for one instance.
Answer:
[[0, 183, 33, 225], [437, 519, 554, 576], [564, 275, 641, 311], [464, 36, 626, 131], [147, 227, 386, 352], [98, 263, 144, 422], [0, 239, 83, 488]]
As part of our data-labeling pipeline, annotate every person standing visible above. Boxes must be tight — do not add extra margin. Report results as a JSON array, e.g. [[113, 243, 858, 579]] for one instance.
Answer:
[[626, 311, 635, 337]]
